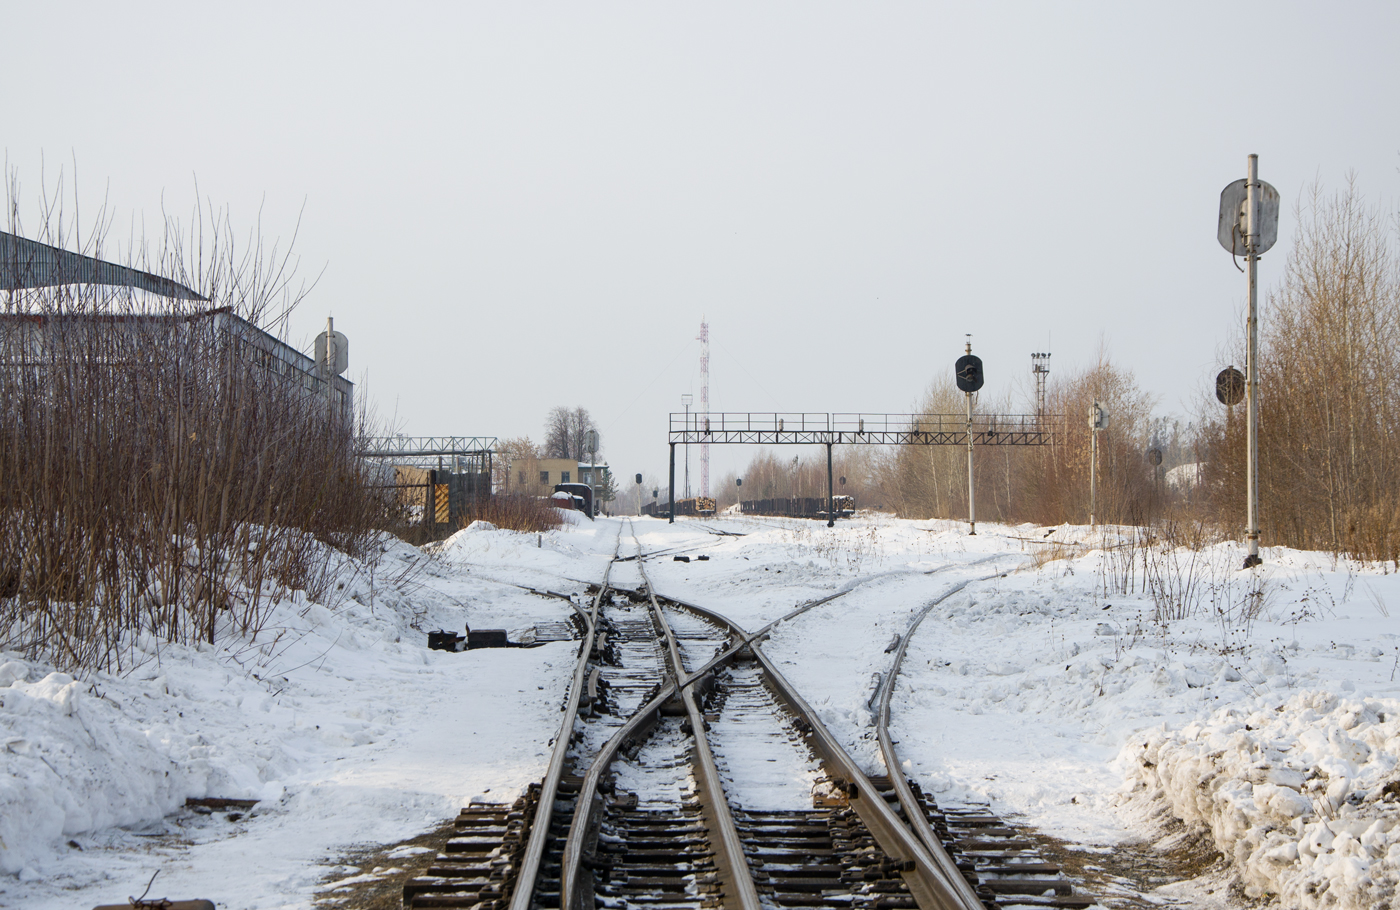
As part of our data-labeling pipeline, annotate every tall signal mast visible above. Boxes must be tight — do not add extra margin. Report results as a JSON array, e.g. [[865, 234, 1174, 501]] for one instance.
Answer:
[[698, 319, 710, 498], [1032, 352, 1051, 421]]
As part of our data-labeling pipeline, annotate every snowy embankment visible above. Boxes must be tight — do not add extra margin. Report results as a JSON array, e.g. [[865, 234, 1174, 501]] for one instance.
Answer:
[[1, 524, 611, 910], [6, 511, 1400, 909]]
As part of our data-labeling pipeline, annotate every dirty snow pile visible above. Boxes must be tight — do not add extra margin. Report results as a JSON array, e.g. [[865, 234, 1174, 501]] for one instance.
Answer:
[[1126, 690, 1400, 908]]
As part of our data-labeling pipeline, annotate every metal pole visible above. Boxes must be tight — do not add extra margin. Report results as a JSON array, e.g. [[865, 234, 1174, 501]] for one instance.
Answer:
[[1090, 405, 1098, 527], [668, 442, 676, 524], [325, 316, 334, 415], [826, 442, 834, 528], [966, 370, 976, 535], [1244, 153, 1262, 568]]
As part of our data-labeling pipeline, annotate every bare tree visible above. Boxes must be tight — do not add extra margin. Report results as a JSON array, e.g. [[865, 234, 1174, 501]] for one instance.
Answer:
[[495, 435, 542, 491], [543, 406, 600, 461], [876, 355, 1159, 526]]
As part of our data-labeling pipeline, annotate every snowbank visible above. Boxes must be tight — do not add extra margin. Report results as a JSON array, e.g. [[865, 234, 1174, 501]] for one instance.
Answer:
[[1, 533, 585, 908], [1125, 690, 1400, 908], [8, 512, 1400, 909], [0, 663, 191, 877]]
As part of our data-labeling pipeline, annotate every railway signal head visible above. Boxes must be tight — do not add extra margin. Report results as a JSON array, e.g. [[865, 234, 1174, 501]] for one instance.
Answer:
[[1216, 367, 1245, 406], [954, 354, 984, 393]]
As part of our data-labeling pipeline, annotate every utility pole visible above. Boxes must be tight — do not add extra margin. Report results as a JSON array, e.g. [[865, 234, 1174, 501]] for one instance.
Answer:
[[314, 316, 348, 420], [826, 441, 834, 529], [586, 430, 599, 517], [698, 320, 710, 499]]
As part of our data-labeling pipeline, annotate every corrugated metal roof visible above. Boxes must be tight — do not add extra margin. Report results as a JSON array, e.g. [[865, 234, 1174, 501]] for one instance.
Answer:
[[0, 230, 205, 300]]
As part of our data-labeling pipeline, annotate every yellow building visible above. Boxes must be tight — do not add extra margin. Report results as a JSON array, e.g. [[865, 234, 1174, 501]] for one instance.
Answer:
[[506, 457, 577, 496]]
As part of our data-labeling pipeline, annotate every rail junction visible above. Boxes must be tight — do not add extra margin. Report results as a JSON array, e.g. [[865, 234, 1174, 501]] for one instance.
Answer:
[[401, 522, 1091, 910]]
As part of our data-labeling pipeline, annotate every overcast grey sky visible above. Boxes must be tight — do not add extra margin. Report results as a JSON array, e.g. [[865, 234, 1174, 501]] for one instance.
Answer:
[[7, 3, 1400, 490]]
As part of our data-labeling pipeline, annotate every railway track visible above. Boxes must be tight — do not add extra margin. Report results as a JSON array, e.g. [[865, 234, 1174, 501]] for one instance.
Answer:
[[403, 521, 1094, 910]]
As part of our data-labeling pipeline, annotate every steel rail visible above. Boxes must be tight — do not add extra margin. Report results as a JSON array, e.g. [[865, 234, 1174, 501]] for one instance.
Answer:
[[636, 550, 764, 910], [507, 530, 620, 910], [872, 559, 1029, 888], [872, 575, 996, 902], [641, 585, 986, 910], [750, 648, 984, 910], [554, 536, 859, 910], [559, 681, 678, 910], [659, 552, 1006, 694], [537, 531, 1010, 910]]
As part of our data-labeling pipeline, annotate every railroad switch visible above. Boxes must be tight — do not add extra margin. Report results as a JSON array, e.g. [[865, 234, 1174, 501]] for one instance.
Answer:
[[427, 628, 513, 650]]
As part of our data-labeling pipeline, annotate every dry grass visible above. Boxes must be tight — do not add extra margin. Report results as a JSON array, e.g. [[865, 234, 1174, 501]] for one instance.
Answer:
[[456, 494, 567, 534]]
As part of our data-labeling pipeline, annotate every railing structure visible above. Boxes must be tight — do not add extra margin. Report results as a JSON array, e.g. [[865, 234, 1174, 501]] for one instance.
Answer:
[[664, 412, 1059, 527], [362, 437, 497, 528], [668, 412, 1053, 446]]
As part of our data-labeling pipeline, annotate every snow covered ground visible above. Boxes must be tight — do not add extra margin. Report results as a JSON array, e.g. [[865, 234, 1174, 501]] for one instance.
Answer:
[[5, 511, 1400, 909]]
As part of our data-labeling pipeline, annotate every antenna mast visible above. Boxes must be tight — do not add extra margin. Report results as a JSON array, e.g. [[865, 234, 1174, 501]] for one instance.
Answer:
[[698, 319, 710, 498]]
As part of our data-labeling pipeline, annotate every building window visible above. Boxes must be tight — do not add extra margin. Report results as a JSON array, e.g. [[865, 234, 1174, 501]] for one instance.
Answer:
[[540, 471, 549, 485], [518, 471, 525, 485], [561, 471, 571, 483]]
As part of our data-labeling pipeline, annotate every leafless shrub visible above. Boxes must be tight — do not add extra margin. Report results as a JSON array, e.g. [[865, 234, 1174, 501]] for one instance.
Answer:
[[0, 171, 397, 674], [455, 494, 566, 534]]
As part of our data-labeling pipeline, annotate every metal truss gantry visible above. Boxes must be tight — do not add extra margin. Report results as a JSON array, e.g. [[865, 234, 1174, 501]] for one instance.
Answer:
[[363, 436, 497, 458], [665, 413, 1058, 527], [668, 412, 1054, 447], [362, 436, 497, 478]]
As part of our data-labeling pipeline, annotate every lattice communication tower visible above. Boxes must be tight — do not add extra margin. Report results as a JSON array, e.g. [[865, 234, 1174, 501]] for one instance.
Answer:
[[698, 319, 710, 498]]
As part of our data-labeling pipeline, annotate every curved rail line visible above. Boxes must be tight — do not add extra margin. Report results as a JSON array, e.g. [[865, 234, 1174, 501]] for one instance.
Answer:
[[872, 562, 1092, 908]]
